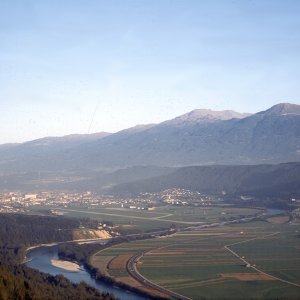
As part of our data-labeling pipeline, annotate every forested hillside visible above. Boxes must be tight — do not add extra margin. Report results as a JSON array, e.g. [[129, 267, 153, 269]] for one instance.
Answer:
[[111, 162, 300, 208], [0, 214, 116, 300]]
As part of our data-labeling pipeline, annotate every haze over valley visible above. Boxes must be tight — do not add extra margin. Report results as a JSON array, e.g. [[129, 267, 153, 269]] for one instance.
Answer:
[[1, 1, 300, 299], [0, 103, 299, 203]]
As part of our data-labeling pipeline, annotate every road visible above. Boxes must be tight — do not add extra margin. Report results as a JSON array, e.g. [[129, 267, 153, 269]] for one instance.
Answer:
[[126, 229, 300, 300], [187, 214, 263, 231], [224, 232, 300, 289], [126, 252, 192, 300], [57, 207, 298, 297]]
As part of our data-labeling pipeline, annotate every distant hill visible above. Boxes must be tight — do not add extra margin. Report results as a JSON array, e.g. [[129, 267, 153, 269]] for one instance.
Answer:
[[0, 132, 111, 172], [110, 162, 300, 202], [0, 166, 176, 192], [0, 103, 299, 173]]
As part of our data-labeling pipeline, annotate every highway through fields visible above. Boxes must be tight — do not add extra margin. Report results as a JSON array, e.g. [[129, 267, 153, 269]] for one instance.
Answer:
[[95, 223, 299, 299], [124, 232, 230, 300], [187, 214, 263, 230], [125, 229, 300, 299], [224, 232, 300, 289], [126, 252, 192, 300], [60, 207, 297, 297]]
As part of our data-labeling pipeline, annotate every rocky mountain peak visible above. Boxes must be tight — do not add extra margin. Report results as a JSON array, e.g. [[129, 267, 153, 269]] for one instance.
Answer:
[[165, 108, 250, 125], [263, 103, 300, 116]]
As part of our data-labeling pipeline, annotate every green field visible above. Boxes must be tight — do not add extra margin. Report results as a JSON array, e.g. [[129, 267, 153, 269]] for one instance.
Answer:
[[29, 205, 300, 298], [93, 221, 300, 299], [45, 205, 262, 233]]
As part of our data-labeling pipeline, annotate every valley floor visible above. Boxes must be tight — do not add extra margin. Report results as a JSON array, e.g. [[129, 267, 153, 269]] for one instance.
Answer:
[[91, 220, 300, 299]]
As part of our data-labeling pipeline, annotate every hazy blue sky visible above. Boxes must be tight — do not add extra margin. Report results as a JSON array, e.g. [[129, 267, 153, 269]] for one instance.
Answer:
[[1, 0, 300, 143]]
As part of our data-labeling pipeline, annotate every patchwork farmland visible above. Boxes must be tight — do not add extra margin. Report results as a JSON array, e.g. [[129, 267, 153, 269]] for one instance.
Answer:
[[91, 221, 300, 299]]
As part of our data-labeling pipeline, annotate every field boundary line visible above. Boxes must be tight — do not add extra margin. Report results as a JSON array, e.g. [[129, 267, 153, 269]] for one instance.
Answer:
[[164, 277, 228, 289], [127, 252, 192, 300], [127, 232, 229, 299], [224, 232, 300, 288], [225, 231, 280, 247]]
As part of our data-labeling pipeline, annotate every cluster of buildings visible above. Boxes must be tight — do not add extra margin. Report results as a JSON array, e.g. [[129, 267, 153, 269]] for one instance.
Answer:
[[0, 191, 102, 213], [0, 188, 220, 214], [141, 188, 219, 206], [0, 191, 160, 213]]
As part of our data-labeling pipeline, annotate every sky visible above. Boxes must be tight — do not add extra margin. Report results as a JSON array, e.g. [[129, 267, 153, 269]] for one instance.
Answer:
[[1, 0, 300, 144]]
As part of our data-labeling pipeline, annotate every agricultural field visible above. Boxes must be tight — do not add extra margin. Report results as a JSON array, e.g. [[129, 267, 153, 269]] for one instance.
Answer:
[[91, 220, 300, 299], [47, 205, 263, 233]]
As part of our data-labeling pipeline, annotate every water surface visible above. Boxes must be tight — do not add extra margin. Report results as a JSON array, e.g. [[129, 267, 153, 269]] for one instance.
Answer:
[[26, 246, 145, 300]]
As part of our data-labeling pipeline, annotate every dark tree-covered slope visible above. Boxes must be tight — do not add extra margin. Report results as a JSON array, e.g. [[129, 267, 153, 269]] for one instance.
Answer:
[[111, 162, 300, 201], [0, 214, 116, 300]]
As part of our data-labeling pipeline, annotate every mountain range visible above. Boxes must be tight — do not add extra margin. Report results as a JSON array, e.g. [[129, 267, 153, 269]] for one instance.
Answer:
[[0, 103, 299, 175]]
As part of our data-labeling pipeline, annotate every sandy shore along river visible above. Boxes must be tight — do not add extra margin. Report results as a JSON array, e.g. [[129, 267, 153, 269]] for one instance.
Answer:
[[50, 259, 81, 272]]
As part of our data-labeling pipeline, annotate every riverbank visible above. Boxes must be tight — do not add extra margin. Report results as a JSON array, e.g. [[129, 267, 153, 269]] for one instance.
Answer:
[[24, 230, 171, 300], [26, 243, 150, 300], [58, 230, 172, 299], [22, 237, 110, 264], [50, 259, 81, 272]]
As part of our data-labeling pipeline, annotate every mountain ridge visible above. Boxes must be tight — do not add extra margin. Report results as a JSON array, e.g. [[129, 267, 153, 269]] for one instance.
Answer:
[[0, 103, 299, 173], [0, 103, 297, 147], [164, 108, 251, 126], [262, 103, 300, 116]]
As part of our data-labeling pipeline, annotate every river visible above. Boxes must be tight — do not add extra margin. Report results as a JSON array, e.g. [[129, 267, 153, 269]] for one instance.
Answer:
[[26, 246, 146, 300], [26, 208, 284, 299], [265, 208, 285, 216]]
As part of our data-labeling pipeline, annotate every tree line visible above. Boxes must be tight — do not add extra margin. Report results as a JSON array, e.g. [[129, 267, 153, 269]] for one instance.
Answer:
[[0, 213, 116, 300]]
